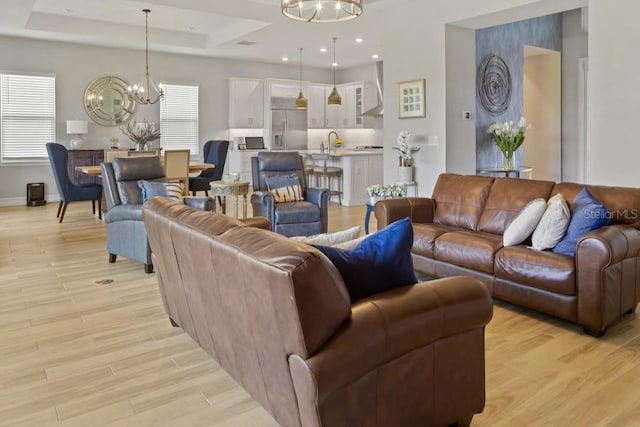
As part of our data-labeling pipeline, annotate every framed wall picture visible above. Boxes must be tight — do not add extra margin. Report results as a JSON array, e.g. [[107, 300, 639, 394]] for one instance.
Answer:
[[398, 79, 426, 119]]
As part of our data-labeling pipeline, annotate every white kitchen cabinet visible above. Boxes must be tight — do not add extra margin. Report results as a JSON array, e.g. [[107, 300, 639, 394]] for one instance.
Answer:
[[229, 78, 264, 128], [306, 84, 327, 129], [227, 149, 265, 185], [337, 83, 364, 128]]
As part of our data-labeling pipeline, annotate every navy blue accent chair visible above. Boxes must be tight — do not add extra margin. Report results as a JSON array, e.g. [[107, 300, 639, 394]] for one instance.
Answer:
[[46, 143, 102, 223], [189, 140, 229, 196]]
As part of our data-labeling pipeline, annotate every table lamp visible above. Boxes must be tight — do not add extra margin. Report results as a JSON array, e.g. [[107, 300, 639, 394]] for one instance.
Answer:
[[67, 120, 88, 149]]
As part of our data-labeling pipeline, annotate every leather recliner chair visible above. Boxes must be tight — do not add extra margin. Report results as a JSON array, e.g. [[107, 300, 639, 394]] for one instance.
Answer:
[[251, 151, 330, 237], [101, 156, 214, 273]]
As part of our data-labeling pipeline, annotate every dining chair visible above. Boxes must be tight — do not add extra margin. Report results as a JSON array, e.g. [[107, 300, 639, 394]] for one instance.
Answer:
[[46, 143, 103, 223], [104, 149, 130, 162], [189, 140, 228, 196], [163, 149, 191, 195], [128, 149, 160, 157]]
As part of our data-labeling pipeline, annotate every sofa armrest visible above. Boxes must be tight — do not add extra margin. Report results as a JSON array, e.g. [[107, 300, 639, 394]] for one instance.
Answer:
[[374, 197, 436, 230], [240, 216, 271, 230], [250, 191, 275, 225], [576, 225, 640, 334], [183, 196, 215, 212], [289, 276, 492, 402]]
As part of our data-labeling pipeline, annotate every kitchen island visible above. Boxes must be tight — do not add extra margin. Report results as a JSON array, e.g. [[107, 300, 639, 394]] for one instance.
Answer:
[[305, 149, 383, 206], [227, 148, 383, 206]]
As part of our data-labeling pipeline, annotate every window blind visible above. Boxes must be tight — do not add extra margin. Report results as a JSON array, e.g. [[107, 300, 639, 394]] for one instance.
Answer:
[[160, 83, 199, 157], [1, 74, 56, 162]]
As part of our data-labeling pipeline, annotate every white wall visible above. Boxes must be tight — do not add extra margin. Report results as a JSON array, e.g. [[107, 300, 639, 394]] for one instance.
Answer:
[[382, 0, 638, 195], [587, 0, 640, 186], [0, 35, 334, 204], [445, 24, 477, 175], [562, 8, 588, 182]]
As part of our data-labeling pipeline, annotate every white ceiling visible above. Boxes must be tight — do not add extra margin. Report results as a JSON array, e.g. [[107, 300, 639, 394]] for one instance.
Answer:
[[0, 0, 395, 69]]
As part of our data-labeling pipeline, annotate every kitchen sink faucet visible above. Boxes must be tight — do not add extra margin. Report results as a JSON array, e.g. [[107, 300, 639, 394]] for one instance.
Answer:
[[328, 131, 340, 151]]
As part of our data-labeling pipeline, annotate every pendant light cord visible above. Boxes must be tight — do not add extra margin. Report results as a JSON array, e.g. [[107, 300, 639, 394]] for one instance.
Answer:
[[332, 37, 337, 86], [299, 48, 303, 91]]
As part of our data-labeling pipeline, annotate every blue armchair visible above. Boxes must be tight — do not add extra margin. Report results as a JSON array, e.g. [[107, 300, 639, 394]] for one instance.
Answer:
[[189, 140, 229, 196], [101, 156, 214, 273], [250, 151, 330, 237], [46, 143, 102, 223]]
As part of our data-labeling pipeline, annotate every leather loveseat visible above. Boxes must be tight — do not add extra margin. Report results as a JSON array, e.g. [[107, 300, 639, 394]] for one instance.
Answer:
[[375, 173, 640, 337], [142, 197, 493, 427]]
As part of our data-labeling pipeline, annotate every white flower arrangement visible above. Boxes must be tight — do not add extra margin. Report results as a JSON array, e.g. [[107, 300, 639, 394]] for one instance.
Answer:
[[487, 117, 531, 168], [393, 131, 420, 167], [367, 184, 406, 198]]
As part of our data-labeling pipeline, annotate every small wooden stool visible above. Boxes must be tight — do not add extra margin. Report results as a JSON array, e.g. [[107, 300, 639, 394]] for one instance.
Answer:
[[209, 181, 250, 218], [311, 153, 343, 204]]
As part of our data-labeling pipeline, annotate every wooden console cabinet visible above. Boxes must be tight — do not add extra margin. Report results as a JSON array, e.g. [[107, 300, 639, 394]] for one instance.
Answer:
[[67, 149, 104, 185]]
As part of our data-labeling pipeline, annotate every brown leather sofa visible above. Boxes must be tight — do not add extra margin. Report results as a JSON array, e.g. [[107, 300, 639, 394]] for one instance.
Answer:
[[375, 173, 640, 337], [142, 197, 493, 427]]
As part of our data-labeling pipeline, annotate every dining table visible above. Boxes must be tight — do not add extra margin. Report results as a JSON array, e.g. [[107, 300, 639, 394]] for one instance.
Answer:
[[76, 162, 215, 176]]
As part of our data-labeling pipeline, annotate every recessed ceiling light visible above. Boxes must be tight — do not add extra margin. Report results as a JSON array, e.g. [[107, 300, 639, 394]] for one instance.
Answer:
[[372, 54, 379, 59], [64, 8, 74, 13], [355, 38, 364, 43], [332, 62, 338, 67], [320, 47, 327, 53], [282, 57, 289, 62]]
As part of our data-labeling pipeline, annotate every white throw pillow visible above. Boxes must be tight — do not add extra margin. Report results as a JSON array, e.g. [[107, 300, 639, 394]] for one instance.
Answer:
[[531, 194, 571, 250], [290, 226, 361, 246], [503, 198, 547, 246]]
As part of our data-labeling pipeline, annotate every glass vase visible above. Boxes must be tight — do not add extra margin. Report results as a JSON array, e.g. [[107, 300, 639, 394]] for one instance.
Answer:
[[502, 152, 515, 170]]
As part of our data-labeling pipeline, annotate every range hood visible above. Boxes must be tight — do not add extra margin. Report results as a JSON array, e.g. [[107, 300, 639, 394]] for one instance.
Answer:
[[362, 61, 384, 117]]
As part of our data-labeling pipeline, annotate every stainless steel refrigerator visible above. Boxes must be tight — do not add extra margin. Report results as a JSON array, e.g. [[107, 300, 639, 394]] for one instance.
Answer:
[[271, 97, 308, 151]]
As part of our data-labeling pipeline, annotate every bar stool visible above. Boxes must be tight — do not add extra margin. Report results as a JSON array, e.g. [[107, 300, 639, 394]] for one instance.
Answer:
[[302, 153, 315, 187], [311, 153, 343, 204]]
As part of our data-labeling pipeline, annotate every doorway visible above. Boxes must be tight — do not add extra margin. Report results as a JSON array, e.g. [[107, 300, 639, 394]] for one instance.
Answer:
[[523, 46, 562, 182]]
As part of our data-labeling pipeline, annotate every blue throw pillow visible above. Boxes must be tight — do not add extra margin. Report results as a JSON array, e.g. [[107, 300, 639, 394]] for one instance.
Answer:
[[314, 217, 417, 302], [553, 188, 609, 256], [138, 180, 183, 203]]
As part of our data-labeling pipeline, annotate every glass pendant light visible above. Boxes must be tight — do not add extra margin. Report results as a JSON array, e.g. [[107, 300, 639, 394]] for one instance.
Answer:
[[295, 48, 308, 110], [327, 37, 341, 106]]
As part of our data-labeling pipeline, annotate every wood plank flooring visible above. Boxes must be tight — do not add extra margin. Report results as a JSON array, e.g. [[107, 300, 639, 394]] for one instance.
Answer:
[[1, 201, 640, 426]]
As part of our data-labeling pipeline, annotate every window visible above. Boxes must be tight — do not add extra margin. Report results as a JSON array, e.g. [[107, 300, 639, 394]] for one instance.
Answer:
[[160, 83, 199, 157], [1, 73, 56, 163]]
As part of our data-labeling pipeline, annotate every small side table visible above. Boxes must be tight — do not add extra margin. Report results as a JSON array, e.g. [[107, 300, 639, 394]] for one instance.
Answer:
[[397, 181, 418, 197], [209, 181, 250, 218]]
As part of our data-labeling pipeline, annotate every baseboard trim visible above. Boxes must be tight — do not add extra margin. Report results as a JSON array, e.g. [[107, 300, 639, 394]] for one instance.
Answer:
[[0, 193, 60, 207]]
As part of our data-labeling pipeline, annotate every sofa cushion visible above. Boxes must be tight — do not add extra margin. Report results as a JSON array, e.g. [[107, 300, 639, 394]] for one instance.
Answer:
[[495, 246, 575, 295], [314, 218, 417, 302], [478, 178, 554, 235], [551, 182, 640, 227], [412, 223, 465, 258], [432, 174, 494, 231], [290, 226, 360, 246], [553, 188, 610, 256], [274, 201, 320, 224], [138, 180, 184, 203], [434, 230, 503, 274], [531, 194, 571, 251], [503, 198, 547, 246]]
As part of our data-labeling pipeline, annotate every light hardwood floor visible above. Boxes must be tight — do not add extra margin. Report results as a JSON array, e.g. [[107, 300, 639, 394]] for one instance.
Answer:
[[1, 201, 640, 427]]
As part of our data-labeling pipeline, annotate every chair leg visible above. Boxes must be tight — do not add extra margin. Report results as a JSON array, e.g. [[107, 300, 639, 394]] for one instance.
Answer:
[[97, 199, 102, 220], [217, 196, 223, 207], [92, 200, 96, 214], [191, 190, 196, 196], [205, 190, 209, 197], [169, 318, 180, 328], [109, 253, 117, 263], [59, 203, 68, 223], [56, 201, 63, 218], [144, 263, 154, 274]]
